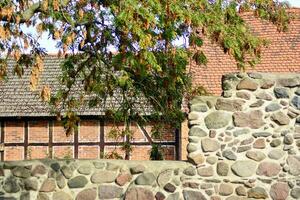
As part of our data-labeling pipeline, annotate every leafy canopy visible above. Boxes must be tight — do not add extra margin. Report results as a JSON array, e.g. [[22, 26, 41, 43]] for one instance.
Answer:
[[0, 0, 290, 158]]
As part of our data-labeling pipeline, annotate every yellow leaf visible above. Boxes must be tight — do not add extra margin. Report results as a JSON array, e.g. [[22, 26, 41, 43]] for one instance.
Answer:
[[0, 26, 6, 39], [36, 23, 43, 35], [15, 15, 21, 24], [14, 50, 21, 61], [41, 85, 51, 102], [54, 30, 60, 40], [65, 35, 72, 46], [53, 0, 59, 11], [35, 55, 44, 72], [78, 9, 84, 20], [24, 38, 29, 49], [42, 0, 49, 11]]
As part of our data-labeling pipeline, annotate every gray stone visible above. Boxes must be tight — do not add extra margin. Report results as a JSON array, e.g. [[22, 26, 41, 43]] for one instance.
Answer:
[[52, 191, 72, 200], [125, 187, 154, 200], [236, 91, 251, 100], [157, 169, 173, 187], [271, 111, 290, 125], [231, 160, 257, 177], [190, 103, 208, 112], [237, 145, 251, 153], [252, 132, 272, 138], [291, 188, 300, 199], [32, 165, 47, 176], [247, 187, 268, 199], [253, 138, 265, 149], [270, 139, 281, 147], [222, 150, 237, 160], [189, 126, 207, 137], [295, 88, 300, 95], [188, 152, 205, 165], [91, 171, 117, 183], [197, 166, 214, 177], [215, 99, 245, 112], [265, 103, 281, 112], [246, 151, 266, 161], [187, 143, 198, 153], [201, 138, 220, 152], [3, 176, 20, 193], [183, 182, 199, 189], [37, 193, 49, 200], [98, 185, 123, 199], [268, 149, 285, 160], [206, 156, 218, 165], [67, 176, 88, 188], [106, 162, 119, 171], [24, 177, 38, 191], [261, 79, 275, 89], [60, 165, 73, 179], [166, 192, 180, 200], [278, 77, 300, 87], [256, 91, 273, 101], [256, 162, 281, 177], [76, 188, 97, 200], [270, 182, 289, 200], [291, 96, 300, 109], [11, 166, 31, 178], [155, 192, 166, 200], [183, 166, 196, 176], [233, 110, 264, 129], [204, 111, 231, 129], [40, 178, 56, 192], [287, 156, 300, 175], [219, 184, 234, 196], [130, 164, 146, 174], [135, 172, 156, 185], [250, 100, 265, 108], [183, 190, 207, 200], [240, 137, 254, 145], [188, 112, 200, 120], [284, 134, 293, 144], [20, 192, 30, 200], [188, 136, 200, 143], [233, 129, 250, 137], [93, 162, 105, 169], [164, 183, 177, 193], [236, 78, 258, 91], [248, 72, 263, 79], [50, 162, 60, 171], [56, 174, 66, 189], [217, 162, 229, 176], [274, 87, 290, 98], [236, 186, 247, 196]]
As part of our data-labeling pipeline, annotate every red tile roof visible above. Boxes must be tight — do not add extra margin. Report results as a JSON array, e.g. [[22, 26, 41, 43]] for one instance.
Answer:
[[189, 8, 300, 95]]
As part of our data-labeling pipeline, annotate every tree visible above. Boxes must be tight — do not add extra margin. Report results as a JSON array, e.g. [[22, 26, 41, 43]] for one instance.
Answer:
[[0, 0, 290, 159]]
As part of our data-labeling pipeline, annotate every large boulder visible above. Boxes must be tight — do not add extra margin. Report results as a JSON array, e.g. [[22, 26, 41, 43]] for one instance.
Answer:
[[231, 161, 257, 177], [204, 111, 231, 129], [233, 110, 264, 129]]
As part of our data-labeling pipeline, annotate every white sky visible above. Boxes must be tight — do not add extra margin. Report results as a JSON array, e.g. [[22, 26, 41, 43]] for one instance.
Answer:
[[33, 0, 300, 53]]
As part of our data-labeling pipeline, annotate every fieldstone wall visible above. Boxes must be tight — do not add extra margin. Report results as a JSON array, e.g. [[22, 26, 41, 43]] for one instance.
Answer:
[[188, 72, 300, 200], [0, 159, 212, 200], [1, 72, 300, 200]]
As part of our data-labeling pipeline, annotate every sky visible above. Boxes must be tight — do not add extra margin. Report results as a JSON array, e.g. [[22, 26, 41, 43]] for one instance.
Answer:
[[32, 0, 300, 53]]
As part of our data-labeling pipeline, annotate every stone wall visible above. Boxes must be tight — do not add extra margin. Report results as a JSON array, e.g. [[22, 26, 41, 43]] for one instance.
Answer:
[[0, 159, 203, 200], [188, 72, 300, 199], [1, 72, 300, 200]]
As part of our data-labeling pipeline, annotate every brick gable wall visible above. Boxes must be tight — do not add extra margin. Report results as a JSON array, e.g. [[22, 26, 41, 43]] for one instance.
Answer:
[[189, 8, 300, 96]]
